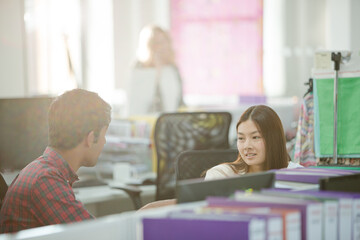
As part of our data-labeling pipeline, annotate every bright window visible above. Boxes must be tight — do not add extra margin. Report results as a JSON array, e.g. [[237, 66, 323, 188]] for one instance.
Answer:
[[24, 0, 81, 96]]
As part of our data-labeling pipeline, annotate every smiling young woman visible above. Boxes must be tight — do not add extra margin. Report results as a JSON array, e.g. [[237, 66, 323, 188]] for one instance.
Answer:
[[204, 105, 302, 180]]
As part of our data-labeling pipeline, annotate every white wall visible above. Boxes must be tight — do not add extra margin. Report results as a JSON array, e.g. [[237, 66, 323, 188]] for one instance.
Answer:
[[325, 0, 360, 51], [283, 0, 327, 98], [0, 0, 26, 97], [325, 0, 351, 50], [350, 0, 360, 50]]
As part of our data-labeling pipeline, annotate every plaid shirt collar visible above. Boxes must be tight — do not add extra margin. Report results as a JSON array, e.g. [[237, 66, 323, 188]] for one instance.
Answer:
[[43, 147, 79, 185]]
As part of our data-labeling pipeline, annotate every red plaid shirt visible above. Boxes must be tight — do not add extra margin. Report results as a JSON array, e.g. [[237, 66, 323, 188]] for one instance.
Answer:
[[0, 147, 94, 233]]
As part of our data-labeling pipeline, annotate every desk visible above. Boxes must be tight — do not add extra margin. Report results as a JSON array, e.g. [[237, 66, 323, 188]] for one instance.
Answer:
[[74, 184, 156, 217]]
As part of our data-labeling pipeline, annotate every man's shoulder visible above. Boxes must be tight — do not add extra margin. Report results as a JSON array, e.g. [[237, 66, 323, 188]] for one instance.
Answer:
[[3, 157, 63, 207], [24, 156, 56, 173], [19, 157, 63, 185]]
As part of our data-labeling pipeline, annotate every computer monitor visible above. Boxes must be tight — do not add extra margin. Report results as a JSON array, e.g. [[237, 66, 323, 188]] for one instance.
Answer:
[[0, 97, 53, 171], [176, 171, 275, 203], [319, 173, 360, 193]]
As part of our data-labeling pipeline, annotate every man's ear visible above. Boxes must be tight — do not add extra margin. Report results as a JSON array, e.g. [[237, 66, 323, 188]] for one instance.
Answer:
[[85, 131, 95, 147]]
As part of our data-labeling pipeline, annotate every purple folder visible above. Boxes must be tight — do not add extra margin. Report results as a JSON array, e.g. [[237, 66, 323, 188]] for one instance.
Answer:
[[297, 190, 360, 198], [207, 195, 322, 240], [142, 214, 264, 240], [273, 168, 359, 184], [260, 189, 360, 240], [275, 168, 359, 175], [275, 174, 322, 183], [297, 190, 360, 240], [168, 209, 282, 240]]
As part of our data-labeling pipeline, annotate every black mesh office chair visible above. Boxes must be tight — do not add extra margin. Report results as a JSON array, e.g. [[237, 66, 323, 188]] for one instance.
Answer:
[[0, 173, 8, 209], [153, 112, 232, 200], [175, 149, 239, 181]]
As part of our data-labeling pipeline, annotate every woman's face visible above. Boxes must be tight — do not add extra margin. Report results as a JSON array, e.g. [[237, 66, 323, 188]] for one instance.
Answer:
[[237, 120, 266, 172], [152, 32, 170, 54]]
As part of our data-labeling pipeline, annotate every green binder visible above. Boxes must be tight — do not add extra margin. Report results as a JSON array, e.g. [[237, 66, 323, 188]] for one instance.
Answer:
[[314, 77, 360, 157]]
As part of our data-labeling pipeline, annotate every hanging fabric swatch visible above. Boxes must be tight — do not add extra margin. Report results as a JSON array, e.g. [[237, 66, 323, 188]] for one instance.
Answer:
[[314, 76, 360, 157]]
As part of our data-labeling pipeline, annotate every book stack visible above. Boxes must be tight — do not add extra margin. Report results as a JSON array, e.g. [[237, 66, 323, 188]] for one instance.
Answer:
[[139, 168, 360, 240], [259, 189, 360, 240], [273, 167, 360, 190], [140, 189, 360, 240]]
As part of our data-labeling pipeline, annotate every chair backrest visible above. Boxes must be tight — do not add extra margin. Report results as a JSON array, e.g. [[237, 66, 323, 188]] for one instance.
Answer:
[[0, 173, 8, 209], [153, 111, 232, 200], [176, 149, 239, 182]]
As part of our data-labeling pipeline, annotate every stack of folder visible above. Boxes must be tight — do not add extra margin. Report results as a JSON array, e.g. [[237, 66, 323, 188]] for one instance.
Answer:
[[273, 167, 360, 190], [138, 168, 360, 240], [260, 188, 360, 240], [140, 189, 360, 240]]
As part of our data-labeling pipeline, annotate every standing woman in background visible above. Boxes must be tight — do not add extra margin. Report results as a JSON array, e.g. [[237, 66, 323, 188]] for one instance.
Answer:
[[205, 105, 302, 180], [127, 25, 184, 116]]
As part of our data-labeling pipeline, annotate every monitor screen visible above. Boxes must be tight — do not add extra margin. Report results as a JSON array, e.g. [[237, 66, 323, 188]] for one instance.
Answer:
[[176, 171, 275, 203], [0, 97, 54, 171]]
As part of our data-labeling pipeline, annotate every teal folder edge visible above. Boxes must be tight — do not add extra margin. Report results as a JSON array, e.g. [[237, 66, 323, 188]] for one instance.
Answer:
[[310, 166, 360, 171], [313, 79, 322, 158]]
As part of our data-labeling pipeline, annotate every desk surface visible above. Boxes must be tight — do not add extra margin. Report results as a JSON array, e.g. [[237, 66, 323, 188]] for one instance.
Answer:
[[74, 184, 156, 205], [74, 182, 156, 217]]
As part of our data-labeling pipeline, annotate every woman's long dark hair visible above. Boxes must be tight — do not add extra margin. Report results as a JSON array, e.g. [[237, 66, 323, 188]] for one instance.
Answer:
[[227, 105, 290, 173]]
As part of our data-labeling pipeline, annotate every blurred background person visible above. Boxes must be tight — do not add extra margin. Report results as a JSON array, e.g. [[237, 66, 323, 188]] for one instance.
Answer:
[[127, 25, 185, 116]]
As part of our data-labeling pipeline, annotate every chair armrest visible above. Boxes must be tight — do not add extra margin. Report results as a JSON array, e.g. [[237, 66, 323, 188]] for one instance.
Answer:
[[110, 184, 143, 210]]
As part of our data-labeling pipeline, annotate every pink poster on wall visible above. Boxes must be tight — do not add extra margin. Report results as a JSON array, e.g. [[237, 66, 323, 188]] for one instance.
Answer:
[[171, 0, 263, 96]]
